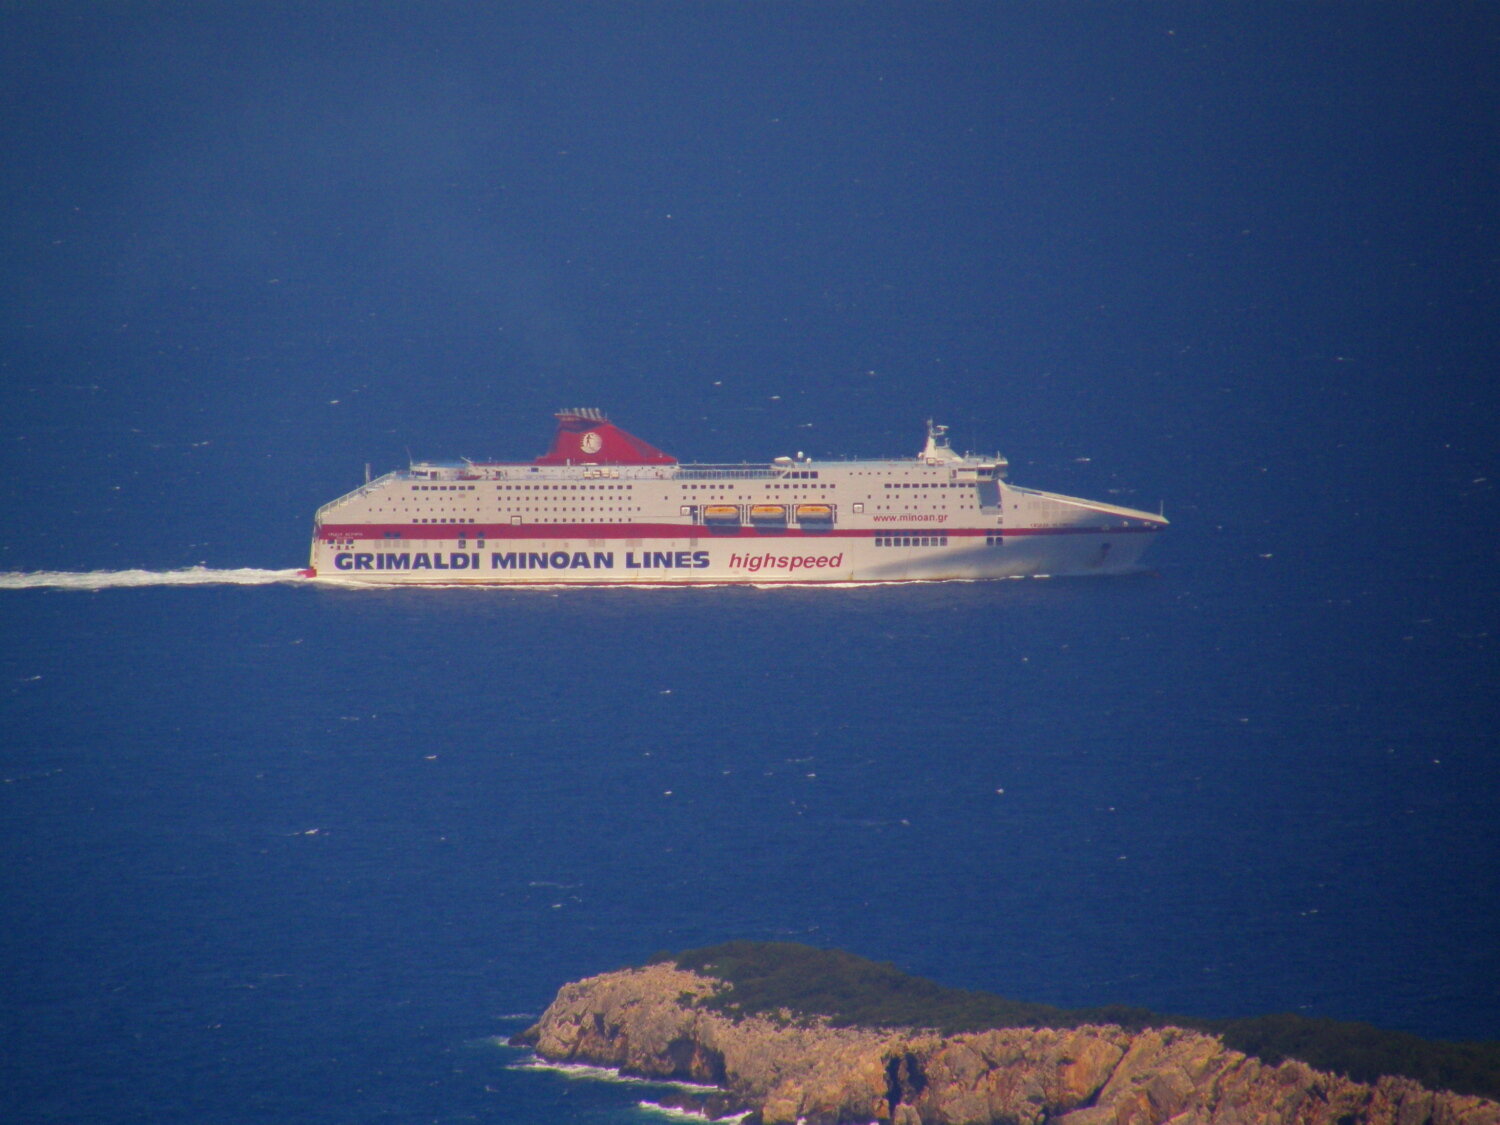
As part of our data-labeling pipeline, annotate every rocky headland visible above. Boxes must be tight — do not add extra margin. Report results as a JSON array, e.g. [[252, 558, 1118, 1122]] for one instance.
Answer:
[[515, 957, 1500, 1125]]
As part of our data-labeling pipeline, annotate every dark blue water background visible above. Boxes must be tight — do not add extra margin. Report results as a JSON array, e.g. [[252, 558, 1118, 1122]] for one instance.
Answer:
[[3, 4, 1498, 1122], [3, 557, 1496, 1123]]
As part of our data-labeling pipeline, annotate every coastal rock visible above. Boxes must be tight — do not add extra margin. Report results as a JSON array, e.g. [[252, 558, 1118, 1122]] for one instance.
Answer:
[[518, 965, 1500, 1125]]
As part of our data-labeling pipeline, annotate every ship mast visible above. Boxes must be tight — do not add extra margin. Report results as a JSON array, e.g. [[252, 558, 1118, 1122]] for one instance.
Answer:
[[921, 420, 956, 464]]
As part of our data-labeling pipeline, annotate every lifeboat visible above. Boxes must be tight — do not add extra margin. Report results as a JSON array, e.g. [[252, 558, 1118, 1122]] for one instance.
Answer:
[[749, 504, 788, 526], [795, 504, 834, 526], [702, 505, 741, 526]]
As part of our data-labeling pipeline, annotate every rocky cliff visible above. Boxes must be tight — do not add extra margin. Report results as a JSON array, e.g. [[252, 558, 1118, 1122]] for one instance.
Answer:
[[517, 963, 1500, 1125]]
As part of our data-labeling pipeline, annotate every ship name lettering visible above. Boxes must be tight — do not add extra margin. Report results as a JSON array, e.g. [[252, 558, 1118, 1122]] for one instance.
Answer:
[[334, 552, 481, 571], [623, 550, 710, 569], [489, 551, 617, 570]]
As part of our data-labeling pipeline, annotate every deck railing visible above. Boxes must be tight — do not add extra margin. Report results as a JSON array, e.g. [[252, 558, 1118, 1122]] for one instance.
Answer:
[[313, 471, 401, 523]]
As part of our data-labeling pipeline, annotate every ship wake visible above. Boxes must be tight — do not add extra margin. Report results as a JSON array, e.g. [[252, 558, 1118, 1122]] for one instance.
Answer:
[[0, 567, 310, 591]]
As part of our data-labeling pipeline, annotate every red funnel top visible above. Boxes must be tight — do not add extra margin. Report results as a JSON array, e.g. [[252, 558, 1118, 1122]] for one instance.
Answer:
[[535, 409, 677, 466]]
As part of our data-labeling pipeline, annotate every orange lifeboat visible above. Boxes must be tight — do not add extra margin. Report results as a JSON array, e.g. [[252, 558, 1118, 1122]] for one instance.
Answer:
[[795, 504, 834, 525], [749, 504, 788, 526]]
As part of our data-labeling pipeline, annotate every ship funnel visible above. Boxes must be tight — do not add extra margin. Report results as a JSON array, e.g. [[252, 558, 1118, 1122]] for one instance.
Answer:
[[535, 409, 677, 466]]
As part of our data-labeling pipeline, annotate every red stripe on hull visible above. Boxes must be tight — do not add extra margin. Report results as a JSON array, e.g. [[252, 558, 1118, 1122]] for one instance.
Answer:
[[314, 523, 1162, 541]]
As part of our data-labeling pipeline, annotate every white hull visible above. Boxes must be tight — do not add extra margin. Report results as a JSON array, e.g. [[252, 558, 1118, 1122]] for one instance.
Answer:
[[308, 530, 1158, 585], [306, 412, 1166, 586]]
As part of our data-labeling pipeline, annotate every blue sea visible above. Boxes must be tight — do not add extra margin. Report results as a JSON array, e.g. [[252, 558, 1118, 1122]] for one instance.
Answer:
[[3, 4, 1499, 1122], [3, 525, 1497, 1123]]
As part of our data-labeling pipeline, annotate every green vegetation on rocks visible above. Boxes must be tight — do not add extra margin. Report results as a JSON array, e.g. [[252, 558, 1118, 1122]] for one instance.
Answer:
[[653, 941, 1500, 1101]]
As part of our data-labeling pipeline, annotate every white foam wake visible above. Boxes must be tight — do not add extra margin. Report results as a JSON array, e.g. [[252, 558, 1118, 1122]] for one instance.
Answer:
[[0, 566, 309, 590]]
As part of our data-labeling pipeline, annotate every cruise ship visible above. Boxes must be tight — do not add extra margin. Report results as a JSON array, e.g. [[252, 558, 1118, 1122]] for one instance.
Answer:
[[304, 410, 1166, 584]]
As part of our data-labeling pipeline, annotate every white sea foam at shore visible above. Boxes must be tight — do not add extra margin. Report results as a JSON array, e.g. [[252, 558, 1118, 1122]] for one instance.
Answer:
[[508, 1057, 719, 1092], [636, 1101, 751, 1123], [510, 1059, 666, 1086]]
